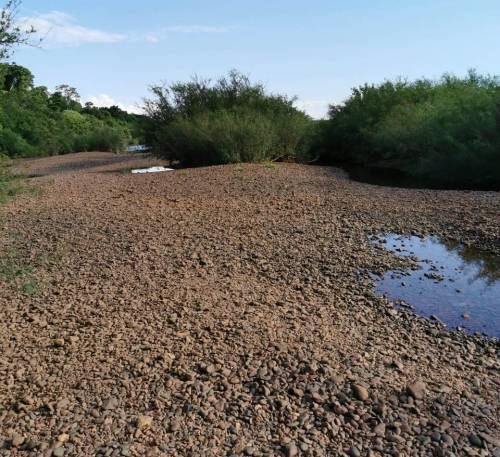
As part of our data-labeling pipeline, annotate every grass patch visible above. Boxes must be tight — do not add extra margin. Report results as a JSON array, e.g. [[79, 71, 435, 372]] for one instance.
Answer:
[[0, 156, 23, 204], [0, 245, 66, 297], [0, 247, 39, 296], [0, 155, 40, 204], [263, 161, 278, 170]]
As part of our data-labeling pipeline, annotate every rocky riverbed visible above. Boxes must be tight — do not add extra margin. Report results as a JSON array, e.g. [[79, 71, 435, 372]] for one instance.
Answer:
[[0, 152, 499, 456]]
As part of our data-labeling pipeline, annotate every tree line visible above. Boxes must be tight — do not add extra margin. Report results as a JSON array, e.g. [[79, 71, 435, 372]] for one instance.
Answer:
[[0, 63, 144, 156], [1, 0, 499, 188]]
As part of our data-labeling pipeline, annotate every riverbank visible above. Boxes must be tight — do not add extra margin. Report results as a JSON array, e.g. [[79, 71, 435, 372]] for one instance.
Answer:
[[0, 152, 498, 456]]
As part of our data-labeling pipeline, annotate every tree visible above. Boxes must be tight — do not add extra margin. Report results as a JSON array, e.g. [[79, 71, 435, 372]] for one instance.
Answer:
[[49, 85, 81, 111], [0, 0, 37, 61], [0, 62, 33, 90], [54, 84, 81, 102]]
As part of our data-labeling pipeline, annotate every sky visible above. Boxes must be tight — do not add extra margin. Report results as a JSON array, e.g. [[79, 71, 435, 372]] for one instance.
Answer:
[[10, 0, 500, 118]]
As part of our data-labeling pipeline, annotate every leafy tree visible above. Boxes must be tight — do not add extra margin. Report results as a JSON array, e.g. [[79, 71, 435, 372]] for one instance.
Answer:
[[0, 0, 38, 61], [0, 62, 32, 90]]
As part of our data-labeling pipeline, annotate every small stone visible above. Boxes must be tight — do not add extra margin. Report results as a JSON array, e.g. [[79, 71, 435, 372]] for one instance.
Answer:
[[353, 384, 369, 401], [469, 434, 483, 448], [348, 446, 361, 457], [391, 360, 404, 371], [478, 432, 500, 447], [11, 433, 25, 447], [52, 447, 65, 457], [168, 420, 180, 432], [57, 433, 69, 444], [137, 415, 153, 430], [406, 381, 426, 399], [286, 442, 298, 457], [25, 439, 39, 450], [373, 423, 386, 436], [53, 338, 65, 347], [103, 396, 119, 410]]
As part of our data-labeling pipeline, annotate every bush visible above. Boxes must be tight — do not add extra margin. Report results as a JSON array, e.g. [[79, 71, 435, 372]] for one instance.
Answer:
[[144, 70, 313, 166], [316, 70, 500, 187], [77, 126, 128, 152]]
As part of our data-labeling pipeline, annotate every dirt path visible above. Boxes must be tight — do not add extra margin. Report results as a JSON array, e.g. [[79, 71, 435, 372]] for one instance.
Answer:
[[0, 152, 499, 456]]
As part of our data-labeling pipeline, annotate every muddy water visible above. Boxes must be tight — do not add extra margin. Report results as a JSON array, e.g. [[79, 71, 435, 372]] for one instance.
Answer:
[[372, 234, 500, 337]]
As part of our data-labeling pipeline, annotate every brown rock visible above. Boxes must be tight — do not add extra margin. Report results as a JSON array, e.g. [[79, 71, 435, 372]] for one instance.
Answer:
[[353, 384, 369, 401], [137, 415, 153, 430], [406, 381, 426, 399]]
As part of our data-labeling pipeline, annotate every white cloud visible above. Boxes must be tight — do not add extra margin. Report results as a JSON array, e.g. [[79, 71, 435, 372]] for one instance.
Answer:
[[19, 11, 126, 47], [85, 94, 143, 115], [144, 25, 232, 43], [162, 25, 231, 34], [19, 10, 233, 46], [295, 99, 330, 119]]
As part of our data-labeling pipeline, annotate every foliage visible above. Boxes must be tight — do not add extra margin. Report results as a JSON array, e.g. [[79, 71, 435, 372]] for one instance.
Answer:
[[0, 0, 38, 61], [144, 70, 313, 166], [316, 71, 500, 187], [0, 63, 142, 157]]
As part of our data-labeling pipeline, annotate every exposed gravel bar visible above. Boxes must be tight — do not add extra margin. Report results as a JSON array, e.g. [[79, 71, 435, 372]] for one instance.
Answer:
[[1, 152, 499, 456]]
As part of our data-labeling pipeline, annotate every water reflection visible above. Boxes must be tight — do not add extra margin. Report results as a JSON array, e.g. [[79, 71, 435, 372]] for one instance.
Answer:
[[372, 234, 500, 337]]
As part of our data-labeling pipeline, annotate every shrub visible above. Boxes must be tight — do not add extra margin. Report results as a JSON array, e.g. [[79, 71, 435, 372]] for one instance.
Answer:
[[316, 71, 500, 187], [144, 70, 312, 166], [156, 107, 313, 166], [79, 126, 128, 152]]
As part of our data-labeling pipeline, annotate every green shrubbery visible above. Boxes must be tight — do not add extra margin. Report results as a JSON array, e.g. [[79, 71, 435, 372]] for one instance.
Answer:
[[1, 60, 498, 189], [317, 71, 500, 187], [0, 64, 140, 158], [144, 70, 313, 166]]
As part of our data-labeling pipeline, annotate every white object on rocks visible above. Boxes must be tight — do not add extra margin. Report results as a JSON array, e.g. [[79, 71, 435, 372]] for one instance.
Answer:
[[131, 166, 174, 174]]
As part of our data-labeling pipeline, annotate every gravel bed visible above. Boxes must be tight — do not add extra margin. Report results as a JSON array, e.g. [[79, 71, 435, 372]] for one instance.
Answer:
[[0, 152, 499, 456]]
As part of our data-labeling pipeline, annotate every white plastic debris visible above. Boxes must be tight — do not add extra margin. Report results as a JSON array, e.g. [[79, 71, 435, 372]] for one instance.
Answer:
[[131, 166, 174, 174]]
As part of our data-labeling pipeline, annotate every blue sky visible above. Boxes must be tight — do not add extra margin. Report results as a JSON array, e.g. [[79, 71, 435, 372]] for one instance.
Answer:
[[12, 0, 500, 117]]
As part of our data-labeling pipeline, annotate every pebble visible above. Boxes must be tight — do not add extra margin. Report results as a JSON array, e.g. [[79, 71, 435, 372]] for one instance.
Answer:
[[11, 433, 25, 447], [137, 415, 153, 430], [406, 381, 426, 400], [353, 384, 369, 401], [287, 442, 298, 457], [53, 338, 65, 347], [469, 434, 483, 448], [348, 446, 361, 457], [52, 447, 65, 457], [103, 396, 119, 410], [373, 423, 386, 436]]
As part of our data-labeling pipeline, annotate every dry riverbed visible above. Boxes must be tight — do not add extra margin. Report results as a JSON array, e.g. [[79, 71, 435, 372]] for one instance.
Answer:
[[0, 152, 499, 456]]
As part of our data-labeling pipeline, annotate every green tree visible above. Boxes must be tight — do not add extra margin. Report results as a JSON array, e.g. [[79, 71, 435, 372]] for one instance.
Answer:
[[0, 62, 33, 90], [0, 0, 38, 61]]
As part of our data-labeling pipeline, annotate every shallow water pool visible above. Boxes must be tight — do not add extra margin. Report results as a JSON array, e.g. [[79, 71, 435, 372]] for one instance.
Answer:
[[372, 234, 500, 337]]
